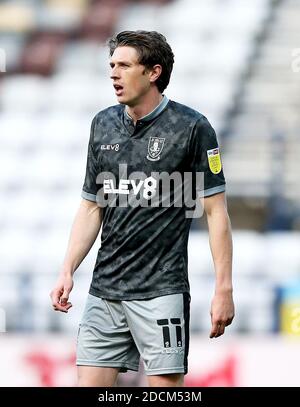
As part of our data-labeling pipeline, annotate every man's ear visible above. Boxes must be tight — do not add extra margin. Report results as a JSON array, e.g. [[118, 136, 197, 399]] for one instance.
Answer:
[[149, 64, 162, 83]]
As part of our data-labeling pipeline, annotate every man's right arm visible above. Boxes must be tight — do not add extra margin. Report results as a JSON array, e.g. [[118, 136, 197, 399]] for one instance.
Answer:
[[50, 198, 102, 312]]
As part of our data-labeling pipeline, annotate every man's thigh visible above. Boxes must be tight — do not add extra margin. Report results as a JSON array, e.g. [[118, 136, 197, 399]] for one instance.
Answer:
[[122, 293, 191, 376], [77, 366, 120, 387]]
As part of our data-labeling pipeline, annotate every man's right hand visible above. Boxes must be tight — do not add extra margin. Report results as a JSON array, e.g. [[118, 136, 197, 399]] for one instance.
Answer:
[[50, 273, 74, 313]]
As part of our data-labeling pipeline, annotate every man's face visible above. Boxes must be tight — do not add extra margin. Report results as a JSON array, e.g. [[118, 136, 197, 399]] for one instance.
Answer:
[[110, 46, 152, 106]]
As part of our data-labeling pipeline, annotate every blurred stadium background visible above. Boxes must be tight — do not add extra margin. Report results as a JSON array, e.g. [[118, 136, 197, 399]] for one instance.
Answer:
[[0, 0, 300, 387]]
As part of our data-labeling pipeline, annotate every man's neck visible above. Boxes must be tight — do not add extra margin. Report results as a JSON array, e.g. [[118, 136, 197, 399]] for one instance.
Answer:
[[126, 91, 163, 125]]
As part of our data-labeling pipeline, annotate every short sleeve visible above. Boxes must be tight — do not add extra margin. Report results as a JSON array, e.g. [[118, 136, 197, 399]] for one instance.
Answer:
[[189, 117, 226, 197], [81, 116, 99, 202]]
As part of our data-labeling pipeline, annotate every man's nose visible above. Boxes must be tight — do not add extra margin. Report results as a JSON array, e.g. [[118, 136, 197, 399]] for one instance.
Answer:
[[110, 68, 120, 79]]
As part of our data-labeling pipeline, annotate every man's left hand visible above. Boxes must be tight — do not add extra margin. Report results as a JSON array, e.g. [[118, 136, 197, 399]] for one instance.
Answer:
[[210, 291, 235, 338]]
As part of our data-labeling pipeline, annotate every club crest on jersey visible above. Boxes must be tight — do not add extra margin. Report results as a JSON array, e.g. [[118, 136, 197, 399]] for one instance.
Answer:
[[146, 137, 165, 161]]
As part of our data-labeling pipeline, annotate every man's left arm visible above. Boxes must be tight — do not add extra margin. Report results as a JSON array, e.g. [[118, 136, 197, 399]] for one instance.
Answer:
[[203, 191, 235, 338]]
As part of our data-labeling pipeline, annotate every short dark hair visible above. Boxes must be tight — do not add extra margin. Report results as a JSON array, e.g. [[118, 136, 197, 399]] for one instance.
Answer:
[[108, 30, 174, 93]]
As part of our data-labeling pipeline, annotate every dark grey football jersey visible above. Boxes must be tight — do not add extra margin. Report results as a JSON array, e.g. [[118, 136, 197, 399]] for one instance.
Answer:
[[82, 96, 226, 300]]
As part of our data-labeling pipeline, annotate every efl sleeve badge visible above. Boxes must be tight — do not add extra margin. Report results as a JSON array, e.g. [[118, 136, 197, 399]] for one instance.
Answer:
[[207, 147, 222, 174]]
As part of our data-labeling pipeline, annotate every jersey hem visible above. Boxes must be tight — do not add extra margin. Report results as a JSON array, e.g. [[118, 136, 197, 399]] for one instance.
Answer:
[[89, 286, 190, 301]]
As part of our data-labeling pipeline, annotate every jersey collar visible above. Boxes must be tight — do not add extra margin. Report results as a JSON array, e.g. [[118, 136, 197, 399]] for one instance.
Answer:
[[124, 95, 169, 124]]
